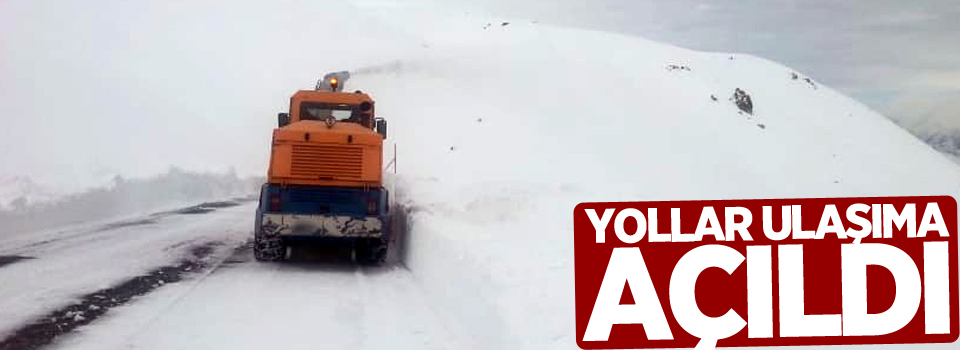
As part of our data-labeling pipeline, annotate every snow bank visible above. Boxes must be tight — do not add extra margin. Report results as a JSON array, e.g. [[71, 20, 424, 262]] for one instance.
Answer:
[[0, 176, 62, 212], [0, 167, 263, 236], [369, 19, 960, 349]]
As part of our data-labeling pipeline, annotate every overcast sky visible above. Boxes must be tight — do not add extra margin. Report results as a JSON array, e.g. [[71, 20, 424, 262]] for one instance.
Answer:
[[0, 0, 957, 189], [0, 0, 414, 189]]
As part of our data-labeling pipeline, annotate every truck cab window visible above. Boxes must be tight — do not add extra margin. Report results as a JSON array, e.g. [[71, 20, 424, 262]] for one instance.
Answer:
[[302, 107, 352, 121], [301, 103, 356, 122]]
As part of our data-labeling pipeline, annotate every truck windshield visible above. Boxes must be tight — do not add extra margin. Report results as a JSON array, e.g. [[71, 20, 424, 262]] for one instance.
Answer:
[[300, 103, 356, 122]]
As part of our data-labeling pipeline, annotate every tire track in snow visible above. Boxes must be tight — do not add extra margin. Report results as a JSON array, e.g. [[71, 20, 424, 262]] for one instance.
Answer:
[[116, 240, 260, 339], [0, 241, 228, 350], [0, 256, 33, 269], [356, 264, 471, 350], [45, 239, 472, 350], [352, 267, 370, 350]]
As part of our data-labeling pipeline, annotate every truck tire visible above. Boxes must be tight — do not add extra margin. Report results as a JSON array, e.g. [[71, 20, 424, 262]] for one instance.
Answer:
[[355, 238, 387, 265], [254, 233, 285, 262]]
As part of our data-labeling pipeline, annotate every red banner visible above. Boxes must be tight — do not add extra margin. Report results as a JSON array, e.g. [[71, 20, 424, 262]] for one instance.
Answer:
[[573, 196, 958, 349]]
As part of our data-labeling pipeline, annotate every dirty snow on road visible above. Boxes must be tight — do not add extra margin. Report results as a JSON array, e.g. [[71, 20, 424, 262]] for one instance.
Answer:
[[0, 201, 256, 344], [49, 249, 464, 350]]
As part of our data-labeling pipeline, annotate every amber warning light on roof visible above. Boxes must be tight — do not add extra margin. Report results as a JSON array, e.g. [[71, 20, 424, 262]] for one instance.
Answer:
[[572, 196, 959, 349]]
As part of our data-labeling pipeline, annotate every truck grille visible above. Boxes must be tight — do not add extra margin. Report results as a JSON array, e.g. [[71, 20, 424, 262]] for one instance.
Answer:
[[290, 144, 363, 180]]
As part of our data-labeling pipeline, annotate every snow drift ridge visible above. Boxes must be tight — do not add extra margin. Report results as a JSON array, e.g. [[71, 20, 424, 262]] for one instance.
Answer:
[[0, 168, 263, 236]]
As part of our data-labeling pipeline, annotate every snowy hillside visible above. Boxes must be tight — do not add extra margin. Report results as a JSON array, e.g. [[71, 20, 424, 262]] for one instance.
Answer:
[[352, 19, 960, 199], [358, 19, 960, 349], [14, 13, 957, 350]]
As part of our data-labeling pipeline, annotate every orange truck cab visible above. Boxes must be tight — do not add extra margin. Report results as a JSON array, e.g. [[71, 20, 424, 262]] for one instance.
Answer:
[[254, 72, 391, 264]]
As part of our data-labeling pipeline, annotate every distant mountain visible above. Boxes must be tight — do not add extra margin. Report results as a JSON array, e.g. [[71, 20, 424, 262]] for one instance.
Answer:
[[917, 129, 960, 164]]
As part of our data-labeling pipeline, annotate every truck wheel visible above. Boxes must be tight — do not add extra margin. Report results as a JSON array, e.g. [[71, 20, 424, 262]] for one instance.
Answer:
[[254, 234, 284, 262], [355, 238, 387, 266]]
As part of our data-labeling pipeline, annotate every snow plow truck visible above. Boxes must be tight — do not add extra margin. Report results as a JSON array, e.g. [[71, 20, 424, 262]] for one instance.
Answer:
[[254, 72, 391, 264]]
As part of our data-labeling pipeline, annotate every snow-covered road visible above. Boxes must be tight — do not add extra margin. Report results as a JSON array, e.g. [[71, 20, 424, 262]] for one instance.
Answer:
[[48, 245, 463, 350], [0, 198, 467, 350], [0, 201, 256, 342]]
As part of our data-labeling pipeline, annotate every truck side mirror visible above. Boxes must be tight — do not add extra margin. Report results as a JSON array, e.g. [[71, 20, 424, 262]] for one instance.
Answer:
[[278, 113, 290, 127], [375, 118, 387, 139]]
